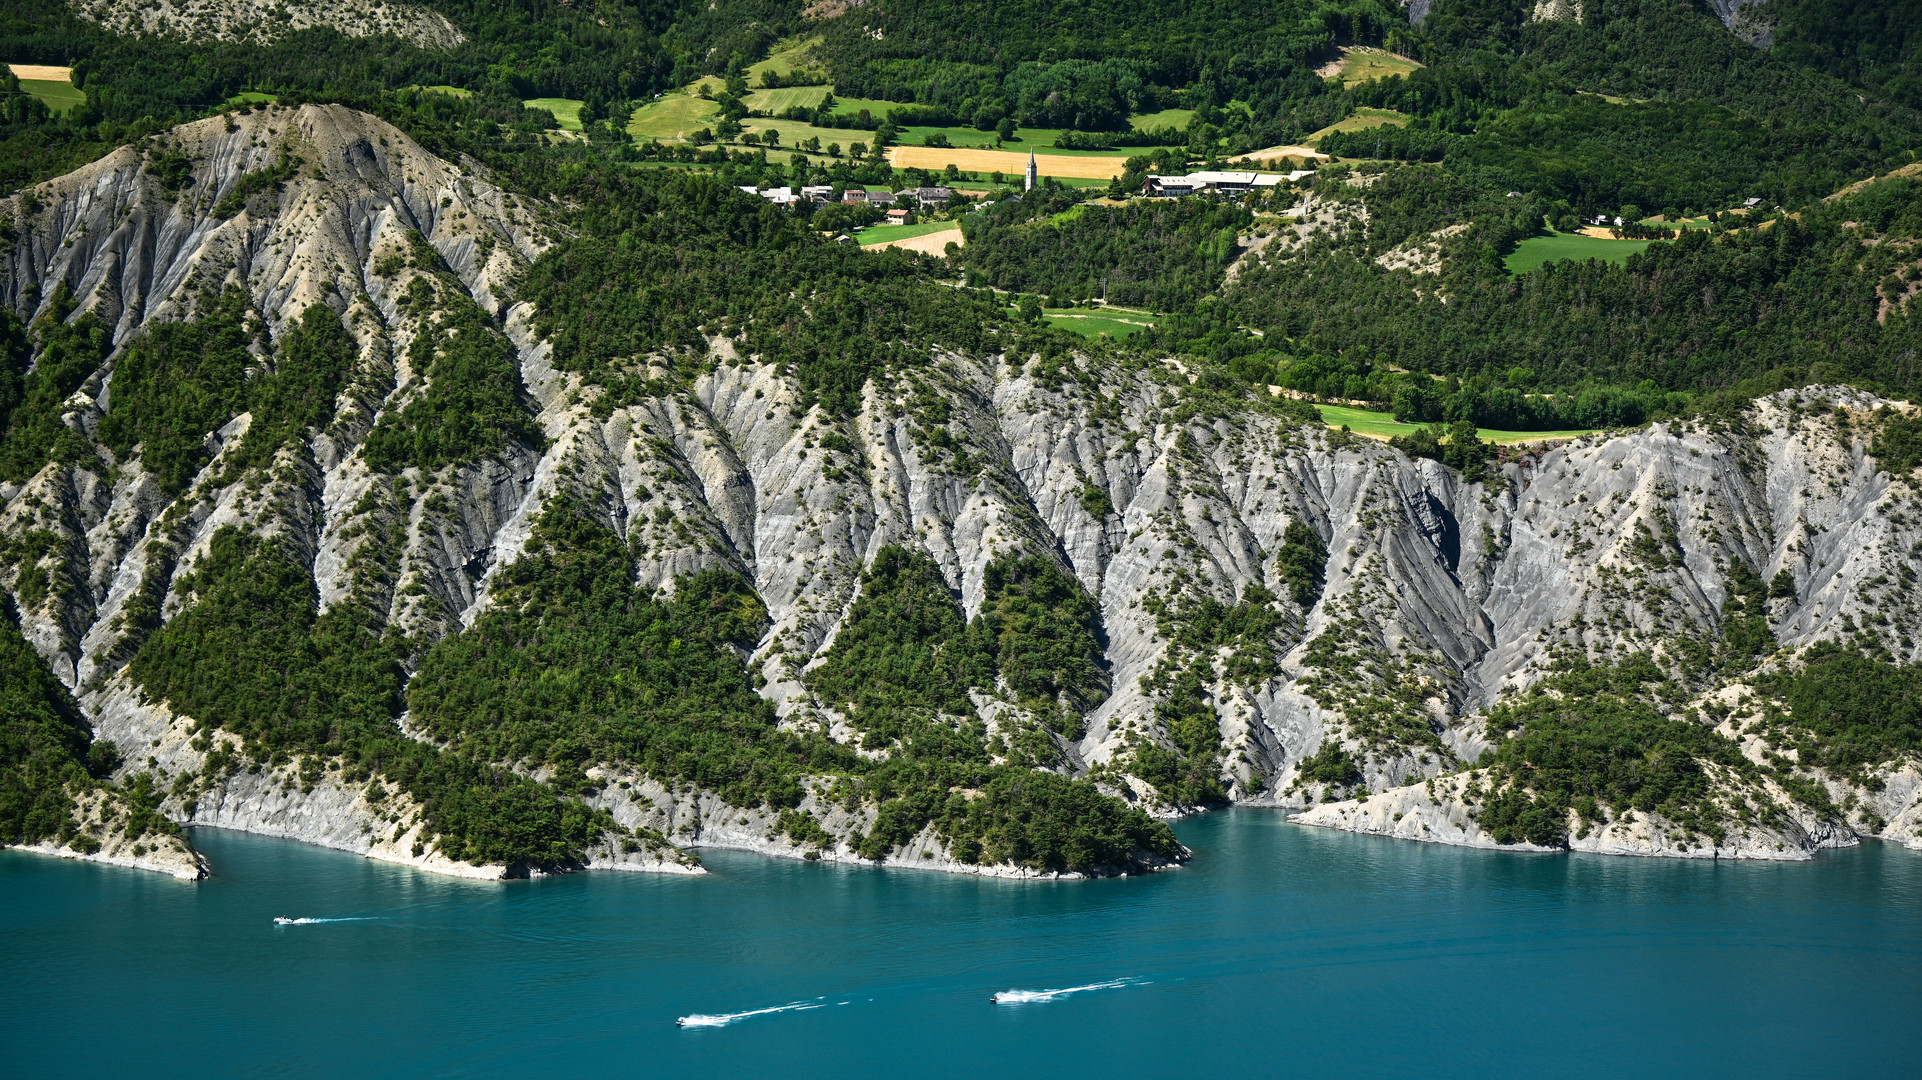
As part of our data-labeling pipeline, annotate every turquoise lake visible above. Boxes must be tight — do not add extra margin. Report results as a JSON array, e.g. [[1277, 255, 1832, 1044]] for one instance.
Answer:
[[5, 810, 1919, 1078]]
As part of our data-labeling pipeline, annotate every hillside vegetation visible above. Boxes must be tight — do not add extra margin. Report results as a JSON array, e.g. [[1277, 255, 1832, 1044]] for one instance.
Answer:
[[3, 0, 1922, 879]]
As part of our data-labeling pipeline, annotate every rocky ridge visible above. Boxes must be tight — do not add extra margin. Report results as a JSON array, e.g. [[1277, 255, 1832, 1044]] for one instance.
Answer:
[[4, 106, 1919, 880]]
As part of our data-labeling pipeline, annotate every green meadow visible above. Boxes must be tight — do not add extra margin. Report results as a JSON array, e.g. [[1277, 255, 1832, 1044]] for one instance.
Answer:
[[1315, 403, 1603, 444], [1504, 231, 1656, 274], [21, 78, 82, 112], [524, 97, 585, 132], [1042, 307, 1155, 339]]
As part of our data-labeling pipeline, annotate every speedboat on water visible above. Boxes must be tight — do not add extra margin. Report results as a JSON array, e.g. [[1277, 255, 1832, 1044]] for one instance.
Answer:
[[274, 917, 296, 925]]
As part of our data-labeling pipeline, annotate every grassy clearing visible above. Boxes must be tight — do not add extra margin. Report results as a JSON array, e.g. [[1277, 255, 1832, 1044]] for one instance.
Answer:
[[629, 94, 720, 140], [1306, 107, 1409, 145], [412, 84, 472, 99], [746, 85, 832, 112], [1324, 47, 1424, 86], [1043, 308, 1154, 339], [1635, 214, 1722, 231], [749, 36, 822, 82], [855, 220, 954, 246], [1131, 108, 1193, 131], [1505, 231, 1655, 274], [1315, 403, 1602, 444], [19, 77, 82, 112], [524, 97, 584, 131], [741, 115, 855, 150]]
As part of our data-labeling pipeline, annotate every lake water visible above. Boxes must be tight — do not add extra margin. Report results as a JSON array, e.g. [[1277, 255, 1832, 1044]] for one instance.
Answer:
[[5, 810, 1919, 1078]]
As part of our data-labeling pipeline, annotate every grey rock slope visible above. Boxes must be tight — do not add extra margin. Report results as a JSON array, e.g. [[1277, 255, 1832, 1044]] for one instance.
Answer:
[[69, 0, 465, 48], [4, 106, 1919, 879]]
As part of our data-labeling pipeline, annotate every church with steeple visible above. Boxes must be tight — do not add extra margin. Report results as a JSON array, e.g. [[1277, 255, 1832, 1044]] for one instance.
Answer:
[[1024, 151, 1037, 191]]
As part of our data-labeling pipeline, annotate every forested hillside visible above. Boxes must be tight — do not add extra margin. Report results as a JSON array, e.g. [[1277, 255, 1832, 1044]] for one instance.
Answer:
[[1, 0, 1921, 879]]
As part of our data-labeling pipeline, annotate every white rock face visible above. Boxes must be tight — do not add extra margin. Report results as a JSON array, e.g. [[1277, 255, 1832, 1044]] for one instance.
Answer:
[[68, 0, 465, 48], [4, 107, 1919, 878]]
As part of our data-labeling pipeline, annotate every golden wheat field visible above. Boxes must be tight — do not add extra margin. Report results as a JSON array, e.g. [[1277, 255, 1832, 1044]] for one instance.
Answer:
[[886, 146, 1133, 179]]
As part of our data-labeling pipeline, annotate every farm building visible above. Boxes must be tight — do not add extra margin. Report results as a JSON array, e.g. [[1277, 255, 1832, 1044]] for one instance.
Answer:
[[1142, 171, 1285, 198]]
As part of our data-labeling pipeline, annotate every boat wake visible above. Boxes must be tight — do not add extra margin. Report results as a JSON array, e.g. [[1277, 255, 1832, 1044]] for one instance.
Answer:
[[272, 917, 379, 925], [990, 978, 1140, 1005], [675, 1001, 826, 1028]]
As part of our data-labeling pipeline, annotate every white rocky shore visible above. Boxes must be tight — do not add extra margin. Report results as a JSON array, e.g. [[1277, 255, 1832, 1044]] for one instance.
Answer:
[[11, 833, 206, 880], [1294, 761, 1922, 860]]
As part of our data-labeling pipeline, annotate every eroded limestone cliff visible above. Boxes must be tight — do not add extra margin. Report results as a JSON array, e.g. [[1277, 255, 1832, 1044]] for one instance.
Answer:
[[5, 106, 1918, 880]]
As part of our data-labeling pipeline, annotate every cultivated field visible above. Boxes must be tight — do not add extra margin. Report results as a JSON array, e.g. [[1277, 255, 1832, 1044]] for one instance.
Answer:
[[888, 146, 1133, 178], [860, 224, 964, 254], [9, 63, 71, 81], [10, 63, 83, 112]]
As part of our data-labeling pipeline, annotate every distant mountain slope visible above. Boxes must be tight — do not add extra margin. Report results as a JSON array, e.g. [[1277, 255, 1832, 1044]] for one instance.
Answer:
[[69, 0, 465, 48], [3, 108, 1920, 880]]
